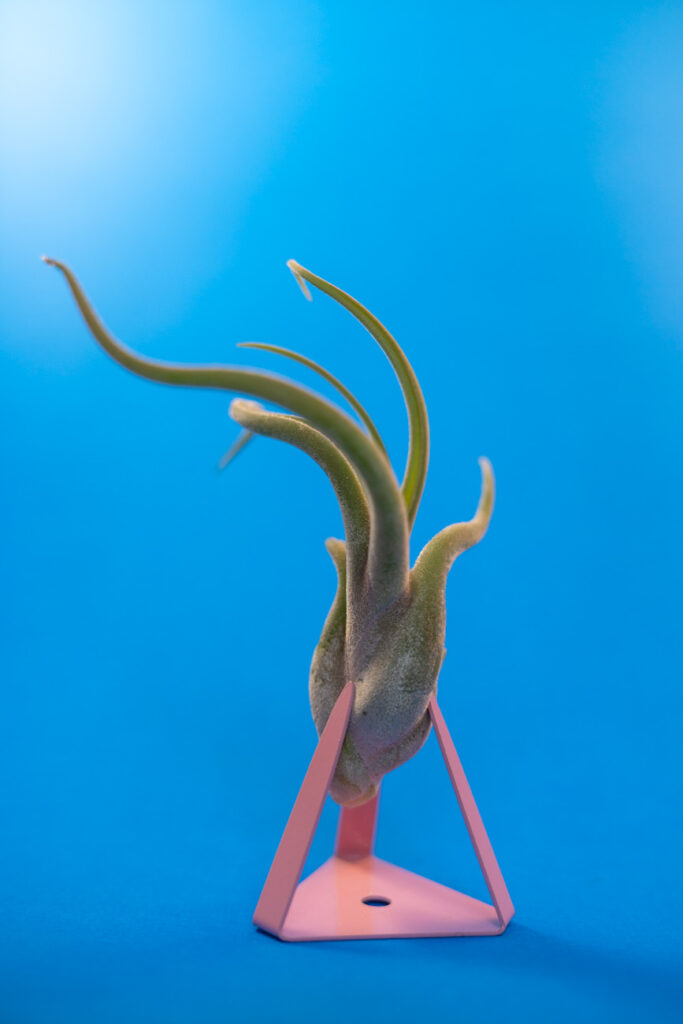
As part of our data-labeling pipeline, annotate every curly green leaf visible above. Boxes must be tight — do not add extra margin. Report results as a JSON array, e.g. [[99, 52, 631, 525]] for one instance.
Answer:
[[287, 260, 430, 529], [411, 457, 495, 595], [237, 342, 388, 458], [229, 399, 369, 591], [43, 256, 409, 609]]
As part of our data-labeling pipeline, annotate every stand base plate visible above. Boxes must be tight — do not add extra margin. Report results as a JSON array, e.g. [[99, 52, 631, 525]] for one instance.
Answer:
[[277, 855, 504, 942]]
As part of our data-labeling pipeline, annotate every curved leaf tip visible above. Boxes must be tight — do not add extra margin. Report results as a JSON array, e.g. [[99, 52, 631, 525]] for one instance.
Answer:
[[475, 457, 495, 526], [230, 397, 264, 418]]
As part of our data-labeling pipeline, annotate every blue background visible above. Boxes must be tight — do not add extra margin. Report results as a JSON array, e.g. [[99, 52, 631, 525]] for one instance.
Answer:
[[1, 1, 682, 1021]]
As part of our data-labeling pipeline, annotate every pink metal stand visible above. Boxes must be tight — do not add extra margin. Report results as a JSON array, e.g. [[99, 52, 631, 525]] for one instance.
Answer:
[[253, 682, 514, 941]]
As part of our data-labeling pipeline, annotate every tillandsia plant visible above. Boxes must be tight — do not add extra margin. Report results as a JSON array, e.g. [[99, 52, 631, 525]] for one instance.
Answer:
[[44, 256, 494, 808]]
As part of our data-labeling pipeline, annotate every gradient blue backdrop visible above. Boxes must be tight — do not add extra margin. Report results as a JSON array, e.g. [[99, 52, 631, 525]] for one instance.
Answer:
[[1, 2, 682, 1021]]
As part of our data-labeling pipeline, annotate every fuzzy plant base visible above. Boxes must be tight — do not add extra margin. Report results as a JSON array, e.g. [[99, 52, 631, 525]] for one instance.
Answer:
[[44, 255, 494, 808]]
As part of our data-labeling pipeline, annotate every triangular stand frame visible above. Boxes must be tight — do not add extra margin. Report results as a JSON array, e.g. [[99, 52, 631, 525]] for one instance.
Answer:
[[253, 682, 514, 941]]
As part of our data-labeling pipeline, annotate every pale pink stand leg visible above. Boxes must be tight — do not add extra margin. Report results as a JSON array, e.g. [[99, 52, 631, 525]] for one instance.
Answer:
[[253, 682, 514, 941]]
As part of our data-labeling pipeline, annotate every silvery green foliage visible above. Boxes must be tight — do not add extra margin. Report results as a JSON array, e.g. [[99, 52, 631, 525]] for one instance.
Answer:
[[44, 256, 493, 807]]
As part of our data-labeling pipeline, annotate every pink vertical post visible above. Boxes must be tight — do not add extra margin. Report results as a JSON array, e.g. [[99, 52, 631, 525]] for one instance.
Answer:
[[335, 791, 380, 860]]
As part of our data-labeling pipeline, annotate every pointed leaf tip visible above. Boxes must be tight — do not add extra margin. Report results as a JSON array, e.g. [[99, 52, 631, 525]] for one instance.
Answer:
[[287, 259, 312, 301], [217, 428, 255, 472]]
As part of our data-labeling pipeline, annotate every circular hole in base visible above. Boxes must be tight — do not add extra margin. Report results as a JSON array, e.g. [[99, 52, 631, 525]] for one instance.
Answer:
[[362, 895, 391, 907]]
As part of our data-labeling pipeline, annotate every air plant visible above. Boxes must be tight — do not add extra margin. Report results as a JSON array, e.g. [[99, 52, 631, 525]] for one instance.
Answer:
[[43, 256, 494, 808]]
